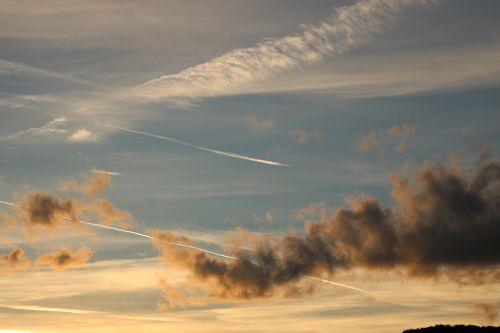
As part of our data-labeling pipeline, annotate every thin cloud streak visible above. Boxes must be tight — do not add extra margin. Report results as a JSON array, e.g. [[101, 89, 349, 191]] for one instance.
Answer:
[[0, 117, 67, 141], [110, 126, 289, 167], [0, 58, 99, 87], [131, 0, 437, 99]]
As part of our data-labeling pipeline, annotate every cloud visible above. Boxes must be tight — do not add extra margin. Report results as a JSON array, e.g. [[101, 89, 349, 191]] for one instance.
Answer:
[[0, 117, 101, 143], [244, 114, 275, 130], [290, 129, 322, 145], [19, 192, 79, 229], [294, 201, 336, 225], [1, 246, 92, 273], [291, 129, 309, 145], [356, 123, 416, 153], [474, 302, 499, 324], [0, 59, 94, 86], [387, 124, 417, 153], [0, 117, 68, 141], [0, 248, 30, 273], [157, 277, 188, 310], [265, 211, 274, 223], [356, 131, 378, 152], [68, 129, 99, 142], [78, 199, 132, 227], [35, 247, 92, 271], [154, 157, 500, 299], [4, 176, 131, 231], [60, 172, 112, 197], [131, 0, 436, 99]]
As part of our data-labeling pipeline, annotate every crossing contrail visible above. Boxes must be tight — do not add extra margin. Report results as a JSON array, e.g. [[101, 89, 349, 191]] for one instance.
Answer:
[[109, 126, 289, 168], [72, 218, 238, 260], [0, 199, 235, 260], [0, 199, 366, 293]]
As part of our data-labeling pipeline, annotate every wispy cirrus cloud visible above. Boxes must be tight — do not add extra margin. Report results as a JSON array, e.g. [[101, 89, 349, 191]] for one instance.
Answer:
[[0, 59, 98, 88], [0, 116, 67, 141], [0, 117, 100, 143], [131, 0, 438, 99]]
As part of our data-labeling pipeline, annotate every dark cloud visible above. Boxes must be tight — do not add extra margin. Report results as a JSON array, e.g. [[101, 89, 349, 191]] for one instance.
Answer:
[[20, 192, 78, 228], [155, 157, 500, 299], [10, 190, 132, 231]]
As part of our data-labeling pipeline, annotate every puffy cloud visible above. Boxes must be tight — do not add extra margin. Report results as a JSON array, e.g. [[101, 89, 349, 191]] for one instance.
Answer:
[[157, 277, 189, 310], [68, 129, 99, 142], [265, 211, 273, 223], [60, 172, 112, 197], [387, 124, 417, 153], [244, 114, 275, 130], [0, 248, 30, 272], [290, 129, 322, 145], [356, 123, 416, 153], [35, 247, 92, 271], [154, 157, 500, 299], [19, 192, 79, 229], [9, 184, 131, 232], [356, 131, 378, 152]]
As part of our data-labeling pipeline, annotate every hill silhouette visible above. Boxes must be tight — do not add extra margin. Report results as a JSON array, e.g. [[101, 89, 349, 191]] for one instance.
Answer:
[[403, 325, 500, 333]]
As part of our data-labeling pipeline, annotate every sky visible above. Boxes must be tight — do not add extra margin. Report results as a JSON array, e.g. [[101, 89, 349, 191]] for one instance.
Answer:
[[0, 0, 499, 332]]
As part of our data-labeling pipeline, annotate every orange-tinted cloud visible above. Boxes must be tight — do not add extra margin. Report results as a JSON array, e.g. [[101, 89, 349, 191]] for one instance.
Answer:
[[474, 302, 499, 324], [356, 123, 416, 153], [35, 247, 92, 271], [0, 247, 30, 272], [60, 171, 111, 197], [244, 114, 275, 130], [154, 157, 500, 299]]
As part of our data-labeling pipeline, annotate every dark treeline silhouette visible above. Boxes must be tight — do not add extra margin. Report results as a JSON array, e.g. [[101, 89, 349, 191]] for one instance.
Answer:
[[403, 325, 500, 333]]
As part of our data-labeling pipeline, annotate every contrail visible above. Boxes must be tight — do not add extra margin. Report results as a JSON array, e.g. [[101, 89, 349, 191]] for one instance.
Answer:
[[72, 218, 238, 260], [0, 199, 366, 293], [77, 219, 366, 292], [0, 199, 235, 260], [307, 276, 369, 294], [109, 126, 289, 168]]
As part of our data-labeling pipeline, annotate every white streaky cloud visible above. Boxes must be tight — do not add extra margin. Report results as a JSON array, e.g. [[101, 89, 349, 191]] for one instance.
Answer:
[[0, 304, 99, 315], [110, 126, 289, 167], [0, 116, 68, 141], [130, 0, 436, 99], [68, 129, 99, 142]]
